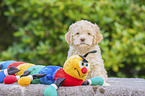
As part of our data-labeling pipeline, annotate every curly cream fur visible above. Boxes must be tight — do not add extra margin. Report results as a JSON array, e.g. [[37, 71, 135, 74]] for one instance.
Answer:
[[65, 20, 108, 82]]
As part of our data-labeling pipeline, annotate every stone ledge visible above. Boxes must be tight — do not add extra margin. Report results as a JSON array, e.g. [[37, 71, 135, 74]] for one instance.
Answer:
[[0, 78, 145, 96]]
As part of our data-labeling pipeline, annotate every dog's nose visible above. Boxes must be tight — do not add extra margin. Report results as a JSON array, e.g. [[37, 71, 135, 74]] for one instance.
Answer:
[[80, 38, 85, 42]]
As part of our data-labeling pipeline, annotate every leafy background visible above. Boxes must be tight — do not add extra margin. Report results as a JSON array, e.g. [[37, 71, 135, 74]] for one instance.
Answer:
[[0, 0, 145, 78]]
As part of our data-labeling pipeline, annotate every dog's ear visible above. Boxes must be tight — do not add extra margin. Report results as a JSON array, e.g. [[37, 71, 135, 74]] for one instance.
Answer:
[[93, 24, 103, 46], [65, 31, 73, 45]]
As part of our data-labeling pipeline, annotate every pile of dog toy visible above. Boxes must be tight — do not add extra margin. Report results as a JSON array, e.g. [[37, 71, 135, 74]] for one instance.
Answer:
[[0, 50, 104, 96]]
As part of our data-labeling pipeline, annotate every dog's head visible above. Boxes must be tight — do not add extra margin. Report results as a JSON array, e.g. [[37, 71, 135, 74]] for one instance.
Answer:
[[65, 20, 103, 49]]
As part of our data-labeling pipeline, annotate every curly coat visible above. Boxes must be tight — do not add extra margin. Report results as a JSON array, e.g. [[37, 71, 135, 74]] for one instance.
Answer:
[[65, 20, 108, 83]]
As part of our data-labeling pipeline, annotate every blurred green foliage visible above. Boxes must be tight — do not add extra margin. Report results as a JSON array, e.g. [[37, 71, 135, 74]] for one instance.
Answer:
[[0, 0, 145, 78]]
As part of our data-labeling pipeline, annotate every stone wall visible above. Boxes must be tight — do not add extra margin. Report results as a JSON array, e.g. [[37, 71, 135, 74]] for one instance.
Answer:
[[0, 78, 145, 96]]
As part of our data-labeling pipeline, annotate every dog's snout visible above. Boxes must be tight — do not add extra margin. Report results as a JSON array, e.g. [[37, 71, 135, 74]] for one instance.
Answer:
[[80, 38, 85, 42]]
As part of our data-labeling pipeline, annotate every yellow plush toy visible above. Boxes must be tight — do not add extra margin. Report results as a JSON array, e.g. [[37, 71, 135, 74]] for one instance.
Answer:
[[63, 55, 90, 80]]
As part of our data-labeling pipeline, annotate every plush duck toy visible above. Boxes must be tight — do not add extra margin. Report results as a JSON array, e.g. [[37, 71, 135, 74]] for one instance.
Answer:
[[15, 50, 104, 96]]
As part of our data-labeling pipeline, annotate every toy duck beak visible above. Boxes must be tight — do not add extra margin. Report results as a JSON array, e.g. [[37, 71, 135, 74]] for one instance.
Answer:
[[81, 67, 87, 74]]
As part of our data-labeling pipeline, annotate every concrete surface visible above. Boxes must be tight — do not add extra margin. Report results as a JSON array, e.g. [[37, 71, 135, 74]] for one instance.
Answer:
[[0, 78, 145, 96]]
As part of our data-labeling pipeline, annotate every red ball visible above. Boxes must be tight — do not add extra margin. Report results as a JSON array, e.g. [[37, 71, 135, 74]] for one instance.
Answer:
[[7, 61, 25, 68], [4, 75, 17, 84]]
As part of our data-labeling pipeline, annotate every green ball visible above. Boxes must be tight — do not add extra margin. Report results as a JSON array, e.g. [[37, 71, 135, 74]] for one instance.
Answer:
[[44, 85, 57, 96], [90, 77, 104, 86]]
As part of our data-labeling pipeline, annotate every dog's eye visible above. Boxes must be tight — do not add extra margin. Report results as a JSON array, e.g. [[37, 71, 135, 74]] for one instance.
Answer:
[[88, 33, 91, 35], [76, 33, 79, 35]]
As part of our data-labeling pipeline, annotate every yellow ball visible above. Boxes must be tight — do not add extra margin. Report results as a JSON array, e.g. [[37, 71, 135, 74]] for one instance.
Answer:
[[18, 76, 31, 87]]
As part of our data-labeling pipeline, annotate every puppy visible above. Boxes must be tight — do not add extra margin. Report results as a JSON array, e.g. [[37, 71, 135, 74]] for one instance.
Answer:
[[65, 20, 108, 85]]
